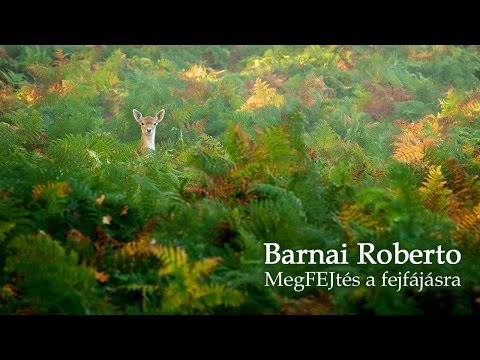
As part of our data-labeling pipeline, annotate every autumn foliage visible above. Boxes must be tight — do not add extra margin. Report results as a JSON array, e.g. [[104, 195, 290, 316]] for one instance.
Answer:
[[1, 45, 480, 314]]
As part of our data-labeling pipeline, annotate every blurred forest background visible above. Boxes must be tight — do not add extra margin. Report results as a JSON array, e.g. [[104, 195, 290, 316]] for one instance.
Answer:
[[1, 45, 480, 314]]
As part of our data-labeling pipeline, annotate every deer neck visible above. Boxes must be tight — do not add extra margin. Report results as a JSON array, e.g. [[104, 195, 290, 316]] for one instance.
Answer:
[[140, 131, 156, 153]]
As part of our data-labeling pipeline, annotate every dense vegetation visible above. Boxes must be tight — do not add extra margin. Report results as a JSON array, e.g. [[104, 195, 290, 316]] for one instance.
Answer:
[[1, 45, 480, 314]]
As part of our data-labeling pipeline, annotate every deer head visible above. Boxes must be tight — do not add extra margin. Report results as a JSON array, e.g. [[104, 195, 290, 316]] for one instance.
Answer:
[[133, 109, 165, 153]]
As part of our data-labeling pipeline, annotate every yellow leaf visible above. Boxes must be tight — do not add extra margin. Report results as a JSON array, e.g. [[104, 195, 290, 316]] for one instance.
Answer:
[[119, 206, 129, 216], [96, 194, 106, 205], [95, 271, 110, 283], [102, 215, 112, 225]]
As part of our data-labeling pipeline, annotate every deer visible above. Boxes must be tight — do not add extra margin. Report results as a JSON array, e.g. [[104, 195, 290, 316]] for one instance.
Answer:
[[133, 109, 165, 154]]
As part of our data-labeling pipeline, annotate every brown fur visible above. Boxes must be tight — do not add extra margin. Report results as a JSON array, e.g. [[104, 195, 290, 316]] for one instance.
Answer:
[[133, 109, 165, 154]]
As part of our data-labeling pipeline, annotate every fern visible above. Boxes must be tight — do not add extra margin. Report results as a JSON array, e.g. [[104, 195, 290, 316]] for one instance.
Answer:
[[184, 133, 235, 177], [445, 158, 480, 206], [156, 245, 244, 313], [48, 132, 134, 171], [116, 237, 244, 314], [4, 234, 100, 314], [419, 165, 452, 213], [452, 203, 480, 242], [339, 203, 386, 242], [249, 183, 306, 217], [2, 45, 480, 315], [31, 181, 71, 217], [393, 132, 426, 165], [181, 64, 221, 81], [240, 78, 285, 111]]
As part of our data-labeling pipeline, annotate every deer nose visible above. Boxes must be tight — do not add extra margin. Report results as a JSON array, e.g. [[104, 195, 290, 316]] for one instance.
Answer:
[[146, 128, 152, 133]]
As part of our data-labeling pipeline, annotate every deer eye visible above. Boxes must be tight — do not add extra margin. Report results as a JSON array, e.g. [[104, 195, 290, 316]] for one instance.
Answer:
[[141, 122, 144, 126], [153, 122, 157, 126]]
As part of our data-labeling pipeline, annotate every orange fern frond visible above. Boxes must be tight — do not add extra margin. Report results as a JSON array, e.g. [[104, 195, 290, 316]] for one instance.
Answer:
[[450, 203, 480, 243], [32, 181, 71, 201], [445, 158, 480, 206], [53, 48, 69, 67], [393, 132, 426, 165]]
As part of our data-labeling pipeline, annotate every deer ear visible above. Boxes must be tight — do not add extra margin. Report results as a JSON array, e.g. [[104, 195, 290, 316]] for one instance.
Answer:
[[133, 109, 143, 122], [156, 109, 165, 122]]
